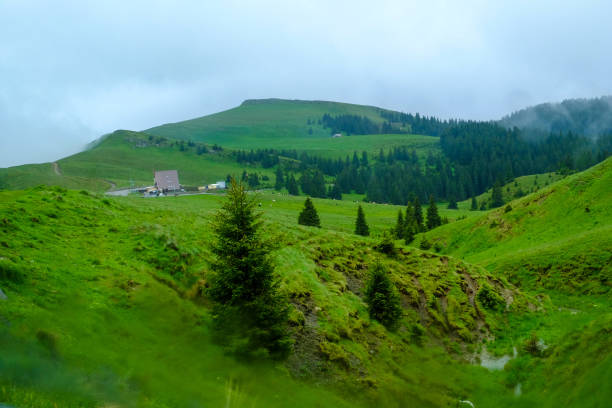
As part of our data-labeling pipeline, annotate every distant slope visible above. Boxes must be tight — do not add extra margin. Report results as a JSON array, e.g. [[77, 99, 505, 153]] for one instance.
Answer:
[[458, 171, 566, 210], [424, 157, 612, 294], [146, 98, 435, 149], [0, 130, 263, 191], [499, 96, 612, 137]]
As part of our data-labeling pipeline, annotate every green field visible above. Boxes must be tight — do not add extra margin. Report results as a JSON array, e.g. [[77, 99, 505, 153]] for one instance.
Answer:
[[1, 158, 611, 407]]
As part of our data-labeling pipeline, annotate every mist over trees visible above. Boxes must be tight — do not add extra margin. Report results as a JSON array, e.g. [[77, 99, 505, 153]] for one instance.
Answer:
[[499, 96, 612, 138]]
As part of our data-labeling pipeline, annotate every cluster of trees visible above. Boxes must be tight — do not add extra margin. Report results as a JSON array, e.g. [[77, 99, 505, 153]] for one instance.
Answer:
[[379, 110, 458, 136], [240, 170, 268, 188], [233, 120, 611, 207], [393, 196, 443, 244], [320, 113, 379, 135]]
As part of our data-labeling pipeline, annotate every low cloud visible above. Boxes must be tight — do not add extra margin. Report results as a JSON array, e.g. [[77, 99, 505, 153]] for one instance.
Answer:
[[2, 0, 612, 166]]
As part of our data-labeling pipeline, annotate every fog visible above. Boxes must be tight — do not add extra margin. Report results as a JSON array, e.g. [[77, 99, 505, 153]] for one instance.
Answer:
[[2, 0, 612, 167]]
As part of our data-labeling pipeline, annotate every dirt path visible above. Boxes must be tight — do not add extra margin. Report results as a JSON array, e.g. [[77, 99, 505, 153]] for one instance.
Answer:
[[52, 162, 61, 175]]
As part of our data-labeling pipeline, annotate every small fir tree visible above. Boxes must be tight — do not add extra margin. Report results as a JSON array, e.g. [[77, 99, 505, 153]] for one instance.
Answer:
[[470, 196, 478, 211], [298, 198, 321, 227], [447, 197, 458, 209], [394, 210, 405, 239], [274, 167, 284, 191], [365, 263, 403, 329], [426, 195, 442, 230], [413, 196, 424, 232], [328, 183, 342, 200], [286, 174, 299, 196], [490, 180, 504, 208], [354, 205, 370, 236], [207, 179, 290, 359]]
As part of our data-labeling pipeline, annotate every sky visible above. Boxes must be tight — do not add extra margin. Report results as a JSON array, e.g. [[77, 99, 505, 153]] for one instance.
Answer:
[[2, 0, 612, 167]]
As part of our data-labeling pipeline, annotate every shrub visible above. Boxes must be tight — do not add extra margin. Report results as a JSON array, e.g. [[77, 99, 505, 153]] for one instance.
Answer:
[[0, 259, 25, 283], [476, 283, 504, 310], [419, 238, 432, 250], [374, 231, 396, 256]]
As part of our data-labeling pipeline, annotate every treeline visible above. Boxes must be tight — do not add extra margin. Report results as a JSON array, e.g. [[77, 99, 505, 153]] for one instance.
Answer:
[[379, 110, 458, 136], [321, 113, 379, 135], [232, 123, 611, 205]]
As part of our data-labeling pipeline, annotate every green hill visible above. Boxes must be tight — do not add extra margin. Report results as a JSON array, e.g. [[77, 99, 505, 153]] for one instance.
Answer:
[[0, 186, 537, 408], [146, 98, 439, 158], [424, 157, 612, 294], [0, 130, 269, 191], [1, 100, 440, 192]]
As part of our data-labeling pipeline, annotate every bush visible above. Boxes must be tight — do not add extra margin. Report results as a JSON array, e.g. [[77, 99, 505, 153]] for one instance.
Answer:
[[374, 231, 396, 256], [419, 238, 432, 250], [476, 283, 504, 310], [504, 204, 512, 213], [0, 259, 25, 283]]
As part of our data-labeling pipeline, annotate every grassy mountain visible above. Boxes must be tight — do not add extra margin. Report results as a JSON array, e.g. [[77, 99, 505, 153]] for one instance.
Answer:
[[0, 185, 540, 407], [1, 100, 439, 192], [146, 98, 439, 158]]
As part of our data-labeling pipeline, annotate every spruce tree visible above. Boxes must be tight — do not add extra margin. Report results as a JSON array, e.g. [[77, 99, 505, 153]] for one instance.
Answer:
[[274, 167, 284, 191], [394, 210, 405, 239], [470, 196, 478, 211], [447, 197, 458, 209], [426, 195, 442, 230], [298, 198, 321, 227], [413, 196, 424, 232], [328, 183, 342, 200], [365, 263, 402, 329], [354, 205, 370, 236], [286, 174, 299, 196], [490, 180, 504, 208], [207, 179, 290, 359]]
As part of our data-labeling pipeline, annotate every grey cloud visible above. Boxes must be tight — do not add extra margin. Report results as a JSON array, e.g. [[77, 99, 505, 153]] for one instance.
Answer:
[[2, 0, 612, 167]]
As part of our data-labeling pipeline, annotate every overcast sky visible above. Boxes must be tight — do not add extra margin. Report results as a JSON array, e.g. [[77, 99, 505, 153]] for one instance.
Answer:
[[2, 0, 612, 167]]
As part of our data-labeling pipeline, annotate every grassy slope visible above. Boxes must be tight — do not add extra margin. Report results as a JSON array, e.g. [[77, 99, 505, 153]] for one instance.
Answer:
[[0, 187, 535, 408], [424, 157, 612, 294], [420, 158, 612, 406], [146, 98, 439, 156], [0, 130, 270, 192], [459, 172, 566, 209]]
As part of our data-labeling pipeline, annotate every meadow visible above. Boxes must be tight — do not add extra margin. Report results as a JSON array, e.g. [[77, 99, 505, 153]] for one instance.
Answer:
[[2, 156, 611, 407]]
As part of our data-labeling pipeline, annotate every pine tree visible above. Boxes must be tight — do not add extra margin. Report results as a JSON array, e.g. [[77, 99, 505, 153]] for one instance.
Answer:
[[274, 167, 284, 191], [490, 180, 504, 208], [394, 210, 405, 239], [413, 196, 424, 232], [354, 205, 370, 236], [365, 263, 402, 329], [447, 197, 458, 209], [207, 179, 290, 359], [426, 195, 442, 230], [470, 196, 478, 211], [328, 183, 342, 200], [298, 198, 321, 227], [286, 174, 299, 196]]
